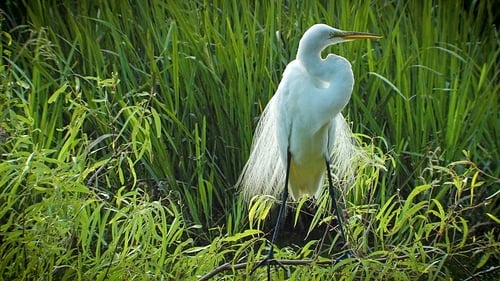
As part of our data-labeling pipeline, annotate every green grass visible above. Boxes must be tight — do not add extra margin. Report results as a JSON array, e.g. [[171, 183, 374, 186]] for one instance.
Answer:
[[1, 0, 498, 280]]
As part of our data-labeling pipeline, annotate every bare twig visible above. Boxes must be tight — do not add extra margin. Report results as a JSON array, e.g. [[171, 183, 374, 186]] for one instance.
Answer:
[[463, 265, 500, 281]]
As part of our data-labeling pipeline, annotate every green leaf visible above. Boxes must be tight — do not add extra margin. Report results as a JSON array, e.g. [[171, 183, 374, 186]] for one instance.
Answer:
[[486, 213, 500, 224], [475, 253, 491, 269], [48, 83, 68, 103]]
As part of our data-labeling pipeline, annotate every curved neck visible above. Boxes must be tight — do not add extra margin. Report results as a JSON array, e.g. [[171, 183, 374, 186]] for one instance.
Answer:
[[297, 46, 325, 78]]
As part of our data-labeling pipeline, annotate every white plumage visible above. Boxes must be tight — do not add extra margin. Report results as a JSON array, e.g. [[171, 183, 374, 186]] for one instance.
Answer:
[[238, 24, 380, 201]]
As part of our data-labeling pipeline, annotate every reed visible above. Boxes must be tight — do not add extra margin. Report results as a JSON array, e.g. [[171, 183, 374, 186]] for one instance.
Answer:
[[0, 0, 498, 279]]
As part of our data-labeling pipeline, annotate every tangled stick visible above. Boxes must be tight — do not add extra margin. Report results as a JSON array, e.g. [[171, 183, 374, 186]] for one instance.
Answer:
[[198, 259, 333, 281]]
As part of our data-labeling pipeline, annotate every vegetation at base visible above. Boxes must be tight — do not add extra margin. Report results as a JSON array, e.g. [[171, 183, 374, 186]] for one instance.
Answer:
[[0, 0, 498, 280]]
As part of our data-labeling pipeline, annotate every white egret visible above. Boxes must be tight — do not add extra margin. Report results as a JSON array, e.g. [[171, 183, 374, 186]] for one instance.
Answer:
[[237, 23, 381, 276]]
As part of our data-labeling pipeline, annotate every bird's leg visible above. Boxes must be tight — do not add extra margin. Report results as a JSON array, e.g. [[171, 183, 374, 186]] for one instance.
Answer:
[[250, 151, 292, 279], [325, 158, 355, 261]]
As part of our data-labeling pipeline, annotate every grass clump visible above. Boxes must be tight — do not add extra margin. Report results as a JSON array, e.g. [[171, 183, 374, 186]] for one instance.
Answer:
[[1, 0, 498, 280]]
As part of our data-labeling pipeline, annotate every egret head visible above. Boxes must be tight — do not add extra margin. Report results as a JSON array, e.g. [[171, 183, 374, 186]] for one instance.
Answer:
[[298, 24, 381, 55]]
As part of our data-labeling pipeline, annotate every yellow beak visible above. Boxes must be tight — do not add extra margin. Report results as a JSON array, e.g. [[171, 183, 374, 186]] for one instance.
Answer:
[[340, 31, 382, 40]]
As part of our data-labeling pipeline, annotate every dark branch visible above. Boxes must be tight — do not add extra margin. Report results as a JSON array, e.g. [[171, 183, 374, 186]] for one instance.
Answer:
[[463, 265, 500, 281], [198, 259, 331, 281]]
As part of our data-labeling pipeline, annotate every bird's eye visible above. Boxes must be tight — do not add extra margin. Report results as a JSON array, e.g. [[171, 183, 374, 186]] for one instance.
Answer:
[[328, 32, 337, 39]]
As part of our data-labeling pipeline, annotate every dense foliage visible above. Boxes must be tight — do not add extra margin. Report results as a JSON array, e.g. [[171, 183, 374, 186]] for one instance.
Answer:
[[0, 1, 498, 280]]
